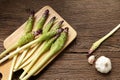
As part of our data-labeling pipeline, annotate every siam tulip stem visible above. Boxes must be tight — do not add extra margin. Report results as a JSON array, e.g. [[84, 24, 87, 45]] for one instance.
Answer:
[[21, 27, 68, 80], [18, 17, 58, 71], [14, 45, 40, 72], [8, 10, 35, 80], [88, 24, 120, 55], [0, 29, 62, 64], [42, 16, 56, 34], [0, 10, 35, 59], [14, 49, 28, 70], [50, 20, 64, 31], [24, 10, 35, 34], [19, 34, 60, 79], [0, 32, 35, 59], [21, 44, 40, 64], [9, 55, 17, 80], [15, 10, 49, 70], [20, 17, 61, 65], [33, 9, 49, 36], [17, 57, 32, 71], [8, 47, 19, 80]]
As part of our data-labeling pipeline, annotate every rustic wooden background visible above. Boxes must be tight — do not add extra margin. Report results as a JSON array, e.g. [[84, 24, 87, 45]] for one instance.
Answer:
[[0, 0, 120, 80]]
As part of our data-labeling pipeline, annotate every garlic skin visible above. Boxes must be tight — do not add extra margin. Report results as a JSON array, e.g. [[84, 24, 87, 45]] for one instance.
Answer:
[[95, 56, 112, 73], [88, 55, 95, 64]]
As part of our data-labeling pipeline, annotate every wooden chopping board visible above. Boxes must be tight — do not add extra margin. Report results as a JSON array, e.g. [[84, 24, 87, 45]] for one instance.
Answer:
[[0, 6, 77, 80]]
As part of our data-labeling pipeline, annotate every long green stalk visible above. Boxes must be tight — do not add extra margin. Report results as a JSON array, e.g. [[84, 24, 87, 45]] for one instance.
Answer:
[[0, 12, 35, 59], [9, 54, 17, 80], [8, 11, 35, 80], [0, 10, 49, 59], [17, 57, 32, 71], [13, 45, 40, 72], [0, 29, 62, 64], [24, 10, 35, 34], [14, 49, 28, 70], [19, 35, 60, 79], [88, 24, 120, 55], [19, 20, 64, 76], [21, 44, 40, 64], [42, 16, 56, 33], [17, 19, 63, 71], [50, 20, 64, 31], [14, 10, 49, 70], [20, 16, 56, 65], [33, 9, 49, 36], [8, 48, 19, 80], [22, 19, 62, 62], [21, 27, 68, 80]]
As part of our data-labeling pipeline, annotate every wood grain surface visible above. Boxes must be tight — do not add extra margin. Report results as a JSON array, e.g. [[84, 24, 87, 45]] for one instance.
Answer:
[[0, 0, 120, 80]]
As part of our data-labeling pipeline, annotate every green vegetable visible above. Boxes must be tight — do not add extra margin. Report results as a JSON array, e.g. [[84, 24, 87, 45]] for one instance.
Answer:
[[88, 24, 120, 55], [9, 10, 35, 80], [50, 20, 64, 31], [33, 9, 49, 36], [18, 19, 62, 70], [21, 44, 40, 65], [0, 33, 35, 59], [8, 47, 19, 80], [19, 34, 60, 79], [21, 27, 68, 80], [13, 49, 28, 70], [24, 10, 35, 34], [14, 10, 50, 70], [0, 12, 35, 59], [19, 17, 56, 68], [0, 9, 49, 60], [42, 16, 56, 34], [0, 28, 63, 64]]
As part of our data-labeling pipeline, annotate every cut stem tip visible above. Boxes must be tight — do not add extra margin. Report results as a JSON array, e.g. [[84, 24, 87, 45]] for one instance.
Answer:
[[44, 9, 49, 17]]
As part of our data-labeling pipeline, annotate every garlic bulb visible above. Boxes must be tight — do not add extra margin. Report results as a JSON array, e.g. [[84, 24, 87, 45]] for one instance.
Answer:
[[88, 55, 95, 64], [95, 56, 112, 73]]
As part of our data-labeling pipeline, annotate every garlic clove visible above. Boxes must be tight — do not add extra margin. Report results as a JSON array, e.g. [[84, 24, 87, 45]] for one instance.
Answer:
[[95, 56, 112, 73], [88, 55, 95, 64]]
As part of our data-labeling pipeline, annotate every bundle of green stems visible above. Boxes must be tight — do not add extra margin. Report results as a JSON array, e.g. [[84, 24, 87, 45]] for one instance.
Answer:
[[0, 9, 68, 80]]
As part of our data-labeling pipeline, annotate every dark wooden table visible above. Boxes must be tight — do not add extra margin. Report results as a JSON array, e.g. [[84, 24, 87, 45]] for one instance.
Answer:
[[0, 0, 120, 80]]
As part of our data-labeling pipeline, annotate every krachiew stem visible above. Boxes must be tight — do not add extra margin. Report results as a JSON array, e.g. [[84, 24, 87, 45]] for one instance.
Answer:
[[8, 47, 19, 80], [0, 29, 62, 64], [33, 9, 49, 36], [0, 11, 35, 59], [88, 24, 120, 55], [19, 35, 59, 79], [21, 27, 68, 80], [14, 49, 28, 70]]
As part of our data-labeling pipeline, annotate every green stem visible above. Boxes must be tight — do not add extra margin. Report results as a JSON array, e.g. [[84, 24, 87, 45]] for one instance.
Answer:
[[88, 24, 120, 55], [18, 17, 57, 71], [24, 10, 35, 34], [14, 10, 49, 70], [43, 16, 56, 34], [0, 12, 35, 59], [0, 33, 35, 59], [19, 35, 59, 79], [14, 49, 28, 70], [50, 20, 64, 31], [8, 47, 19, 80], [21, 28, 68, 80], [0, 29, 62, 64], [21, 44, 40, 64], [33, 9, 49, 36]]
